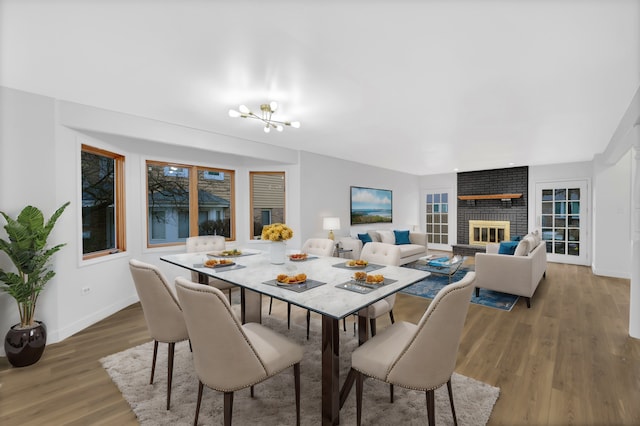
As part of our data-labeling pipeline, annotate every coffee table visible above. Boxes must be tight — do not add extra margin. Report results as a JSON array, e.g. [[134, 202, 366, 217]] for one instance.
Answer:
[[416, 255, 466, 284]]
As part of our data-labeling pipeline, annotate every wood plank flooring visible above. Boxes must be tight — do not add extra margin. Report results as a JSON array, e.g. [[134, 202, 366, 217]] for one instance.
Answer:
[[1, 259, 639, 425]]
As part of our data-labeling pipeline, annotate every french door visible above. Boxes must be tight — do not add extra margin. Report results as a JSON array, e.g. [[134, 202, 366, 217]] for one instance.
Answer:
[[424, 189, 453, 251], [535, 180, 589, 265]]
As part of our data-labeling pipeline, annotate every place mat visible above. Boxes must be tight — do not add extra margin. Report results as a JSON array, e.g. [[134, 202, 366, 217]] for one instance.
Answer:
[[193, 264, 247, 272], [331, 262, 384, 272], [335, 278, 397, 294], [262, 279, 326, 293]]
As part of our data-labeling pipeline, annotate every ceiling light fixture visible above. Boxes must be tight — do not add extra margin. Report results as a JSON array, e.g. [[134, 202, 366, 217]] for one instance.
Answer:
[[228, 101, 300, 133]]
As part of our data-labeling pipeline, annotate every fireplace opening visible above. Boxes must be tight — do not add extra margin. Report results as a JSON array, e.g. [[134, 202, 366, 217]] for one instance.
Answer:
[[469, 220, 510, 246]]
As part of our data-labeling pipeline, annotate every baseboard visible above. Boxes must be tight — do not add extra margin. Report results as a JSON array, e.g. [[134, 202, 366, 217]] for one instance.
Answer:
[[591, 265, 631, 279], [49, 294, 140, 344]]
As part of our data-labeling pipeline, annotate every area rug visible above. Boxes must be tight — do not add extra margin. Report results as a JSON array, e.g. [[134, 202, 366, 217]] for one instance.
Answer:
[[402, 264, 520, 311], [101, 315, 500, 425]]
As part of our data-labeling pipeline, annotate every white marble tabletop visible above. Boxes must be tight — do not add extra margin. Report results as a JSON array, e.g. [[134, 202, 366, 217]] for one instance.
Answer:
[[161, 249, 429, 320]]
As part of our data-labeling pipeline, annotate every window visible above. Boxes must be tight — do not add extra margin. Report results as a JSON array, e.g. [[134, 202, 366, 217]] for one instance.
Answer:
[[250, 172, 285, 239], [146, 161, 235, 246], [81, 144, 126, 258], [425, 192, 449, 245]]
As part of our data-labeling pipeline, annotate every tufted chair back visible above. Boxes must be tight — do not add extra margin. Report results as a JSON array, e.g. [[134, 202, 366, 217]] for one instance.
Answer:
[[301, 238, 335, 257], [387, 272, 475, 389], [128, 259, 188, 343], [359, 242, 402, 330], [129, 259, 190, 410], [185, 235, 227, 284], [185, 235, 226, 253], [360, 242, 402, 266], [175, 277, 304, 424], [175, 277, 268, 390]]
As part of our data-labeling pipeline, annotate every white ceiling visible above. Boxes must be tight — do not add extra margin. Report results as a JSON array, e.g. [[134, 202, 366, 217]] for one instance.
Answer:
[[1, 0, 639, 175]]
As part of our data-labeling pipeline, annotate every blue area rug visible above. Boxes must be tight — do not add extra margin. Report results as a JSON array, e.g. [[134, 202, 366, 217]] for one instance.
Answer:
[[402, 264, 519, 311]]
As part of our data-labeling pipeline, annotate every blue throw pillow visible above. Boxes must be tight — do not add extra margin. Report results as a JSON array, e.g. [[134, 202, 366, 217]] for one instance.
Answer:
[[499, 241, 519, 255], [357, 233, 372, 244], [511, 235, 523, 241], [393, 230, 411, 245]]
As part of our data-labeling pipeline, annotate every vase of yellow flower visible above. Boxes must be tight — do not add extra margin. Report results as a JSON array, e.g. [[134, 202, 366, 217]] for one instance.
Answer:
[[261, 223, 293, 264]]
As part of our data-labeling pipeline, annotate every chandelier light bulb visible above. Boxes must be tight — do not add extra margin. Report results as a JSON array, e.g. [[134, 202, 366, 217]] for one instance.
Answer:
[[290, 121, 301, 128], [239, 104, 250, 114], [276, 124, 284, 132], [228, 109, 240, 118], [269, 101, 278, 112], [264, 125, 270, 133]]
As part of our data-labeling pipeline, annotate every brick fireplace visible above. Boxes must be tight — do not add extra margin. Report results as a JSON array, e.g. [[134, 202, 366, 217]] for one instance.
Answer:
[[454, 166, 528, 256]]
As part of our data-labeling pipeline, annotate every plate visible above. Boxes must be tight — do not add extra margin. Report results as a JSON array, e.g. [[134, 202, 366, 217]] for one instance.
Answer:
[[289, 254, 308, 261], [354, 274, 384, 285], [277, 279, 306, 286], [204, 260, 235, 268], [207, 250, 242, 257]]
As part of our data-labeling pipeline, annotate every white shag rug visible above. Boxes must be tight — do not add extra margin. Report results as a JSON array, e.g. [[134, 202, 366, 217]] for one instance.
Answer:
[[101, 315, 499, 425]]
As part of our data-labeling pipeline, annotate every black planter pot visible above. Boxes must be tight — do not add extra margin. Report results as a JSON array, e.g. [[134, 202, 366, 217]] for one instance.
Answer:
[[4, 321, 47, 367]]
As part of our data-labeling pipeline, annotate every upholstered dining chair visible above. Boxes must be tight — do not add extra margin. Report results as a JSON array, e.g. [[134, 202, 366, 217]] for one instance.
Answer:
[[358, 241, 402, 337], [186, 235, 236, 302], [175, 277, 303, 426], [351, 271, 475, 426], [269, 238, 335, 339], [128, 259, 189, 410]]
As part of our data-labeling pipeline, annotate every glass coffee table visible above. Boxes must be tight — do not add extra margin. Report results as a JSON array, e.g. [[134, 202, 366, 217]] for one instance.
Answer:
[[416, 255, 466, 283]]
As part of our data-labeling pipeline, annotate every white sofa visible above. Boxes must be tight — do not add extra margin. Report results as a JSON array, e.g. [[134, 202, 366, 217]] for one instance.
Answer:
[[339, 229, 428, 265], [474, 230, 547, 308]]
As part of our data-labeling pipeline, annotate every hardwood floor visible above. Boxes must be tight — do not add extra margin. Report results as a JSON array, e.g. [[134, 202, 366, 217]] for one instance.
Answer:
[[1, 260, 639, 425]]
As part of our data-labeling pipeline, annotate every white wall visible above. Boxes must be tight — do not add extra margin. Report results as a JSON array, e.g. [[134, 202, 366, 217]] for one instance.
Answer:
[[0, 87, 62, 354], [299, 151, 421, 242], [592, 152, 632, 278]]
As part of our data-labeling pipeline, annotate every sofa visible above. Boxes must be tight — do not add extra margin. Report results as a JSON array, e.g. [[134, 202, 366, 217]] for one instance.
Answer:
[[339, 229, 428, 265], [474, 230, 547, 308]]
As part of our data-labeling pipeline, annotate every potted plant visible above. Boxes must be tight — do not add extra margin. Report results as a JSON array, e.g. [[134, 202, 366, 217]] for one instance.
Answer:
[[0, 202, 69, 367]]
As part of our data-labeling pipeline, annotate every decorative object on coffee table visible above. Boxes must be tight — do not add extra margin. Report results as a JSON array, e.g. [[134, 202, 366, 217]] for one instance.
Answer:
[[0, 202, 70, 367]]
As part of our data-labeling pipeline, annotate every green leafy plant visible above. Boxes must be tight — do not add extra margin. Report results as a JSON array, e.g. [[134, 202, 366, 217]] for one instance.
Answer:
[[0, 202, 70, 328]]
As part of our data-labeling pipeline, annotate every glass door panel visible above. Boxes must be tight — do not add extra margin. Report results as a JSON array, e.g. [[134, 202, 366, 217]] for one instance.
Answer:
[[536, 180, 588, 265], [425, 190, 450, 248]]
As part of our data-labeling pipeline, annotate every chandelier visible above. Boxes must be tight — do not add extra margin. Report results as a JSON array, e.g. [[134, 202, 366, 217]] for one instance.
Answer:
[[228, 101, 300, 133]]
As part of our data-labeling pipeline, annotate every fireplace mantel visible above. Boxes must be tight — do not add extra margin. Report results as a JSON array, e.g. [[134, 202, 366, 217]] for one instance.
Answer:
[[458, 193, 522, 201]]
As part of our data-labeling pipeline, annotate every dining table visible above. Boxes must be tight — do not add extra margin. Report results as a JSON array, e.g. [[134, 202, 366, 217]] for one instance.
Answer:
[[161, 248, 429, 425]]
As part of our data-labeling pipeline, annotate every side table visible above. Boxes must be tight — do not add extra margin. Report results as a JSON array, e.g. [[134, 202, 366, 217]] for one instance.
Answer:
[[336, 247, 353, 258]]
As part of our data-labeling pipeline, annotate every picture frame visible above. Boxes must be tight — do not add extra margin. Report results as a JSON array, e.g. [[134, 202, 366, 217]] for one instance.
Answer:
[[350, 186, 393, 225]]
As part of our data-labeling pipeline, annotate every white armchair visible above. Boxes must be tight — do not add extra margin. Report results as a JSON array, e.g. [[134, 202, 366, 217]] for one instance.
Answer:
[[474, 232, 547, 308]]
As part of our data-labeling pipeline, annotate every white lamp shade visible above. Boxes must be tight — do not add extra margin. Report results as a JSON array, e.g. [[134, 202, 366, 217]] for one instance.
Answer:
[[323, 217, 341, 231]]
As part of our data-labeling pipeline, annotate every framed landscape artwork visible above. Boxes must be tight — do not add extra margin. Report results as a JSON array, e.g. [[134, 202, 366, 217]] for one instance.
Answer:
[[350, 186, 393, 225]]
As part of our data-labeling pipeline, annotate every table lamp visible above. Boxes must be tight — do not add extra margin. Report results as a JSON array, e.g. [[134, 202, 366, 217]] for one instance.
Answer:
[[323, 217, 340, 240]]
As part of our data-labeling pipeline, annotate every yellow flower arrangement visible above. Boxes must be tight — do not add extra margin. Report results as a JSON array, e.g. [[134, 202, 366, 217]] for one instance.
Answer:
[[261, 223, 294, 241]]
